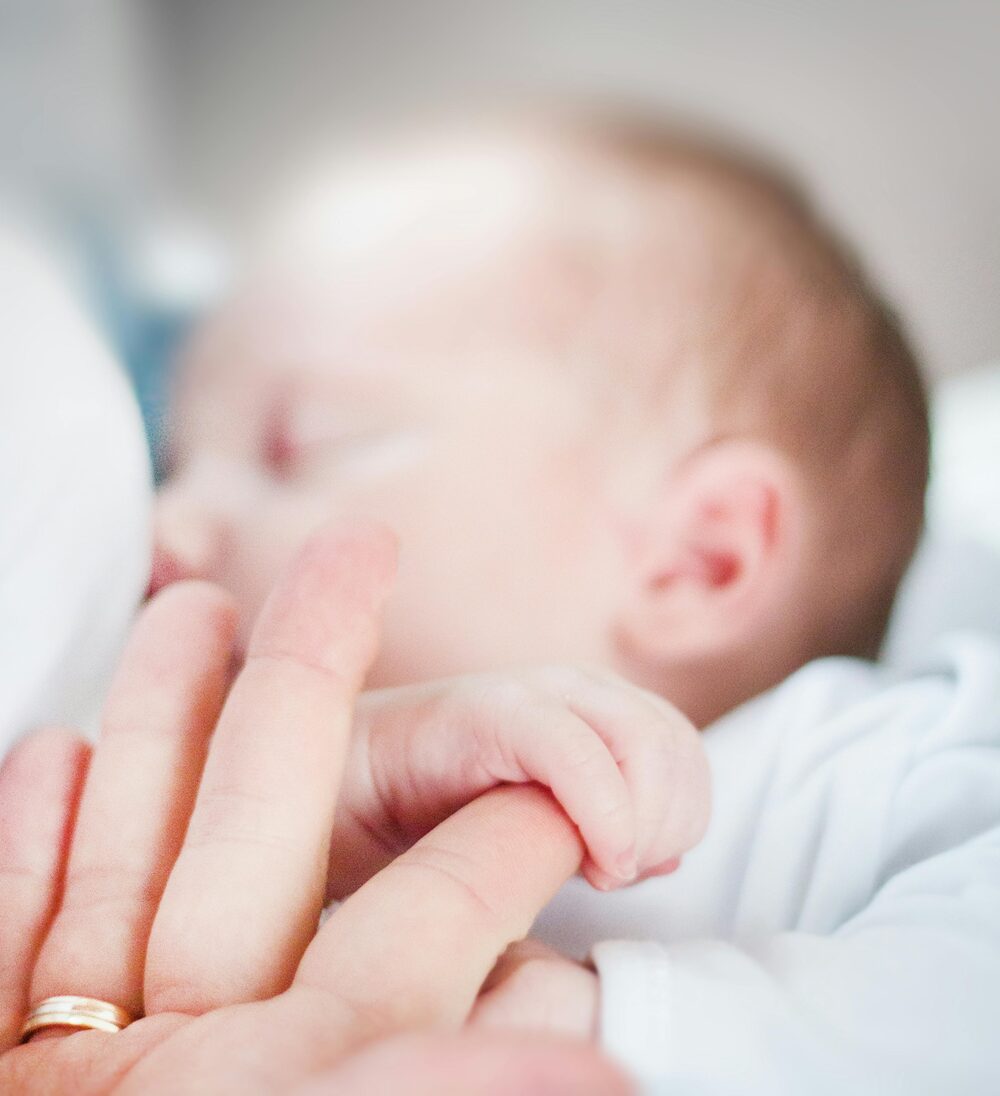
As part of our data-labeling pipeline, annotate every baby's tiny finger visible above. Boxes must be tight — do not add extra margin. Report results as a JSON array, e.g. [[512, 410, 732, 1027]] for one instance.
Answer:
[[580, 857, 632, 892], [514, 708, 636, 883], [543, 669, 708, 874]]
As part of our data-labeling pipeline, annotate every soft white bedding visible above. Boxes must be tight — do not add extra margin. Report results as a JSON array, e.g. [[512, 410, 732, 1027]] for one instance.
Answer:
[[929, 361, 1000, 549], [884, 361, 1000, 665], [0, 226, 151, 760]]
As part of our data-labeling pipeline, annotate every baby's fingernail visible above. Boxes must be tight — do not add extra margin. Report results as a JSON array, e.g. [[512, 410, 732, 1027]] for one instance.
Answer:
[[615, 850, 638, 881], [646, 856, 682, 877], [584, 865, 618, 891]]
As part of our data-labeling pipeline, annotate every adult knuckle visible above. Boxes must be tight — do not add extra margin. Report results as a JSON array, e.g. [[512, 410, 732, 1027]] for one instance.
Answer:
[[246, 649, 352, 697], [395, 843, 502, 929], [143, 970, 214, 1017], [0, 862, 49, 896], [183, 784, 293, 855], [62, 861, 160, 915], [300, 981, 402, 1039]]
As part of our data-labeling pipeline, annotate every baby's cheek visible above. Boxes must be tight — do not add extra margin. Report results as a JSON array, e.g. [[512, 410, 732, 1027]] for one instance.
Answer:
[[225, 494, 324, 637]]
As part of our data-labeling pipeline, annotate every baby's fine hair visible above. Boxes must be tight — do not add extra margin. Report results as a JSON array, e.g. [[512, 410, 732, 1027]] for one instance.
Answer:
[[264, 108, 930, 663], [528, 109, 930, 660]]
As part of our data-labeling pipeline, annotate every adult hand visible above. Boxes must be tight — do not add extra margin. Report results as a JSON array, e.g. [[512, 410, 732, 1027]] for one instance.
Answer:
[[0, 520, 629, 1094]]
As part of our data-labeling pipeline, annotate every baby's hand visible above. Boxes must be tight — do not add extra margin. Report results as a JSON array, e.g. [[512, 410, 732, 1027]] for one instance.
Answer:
[[330, 665, 710, 897]]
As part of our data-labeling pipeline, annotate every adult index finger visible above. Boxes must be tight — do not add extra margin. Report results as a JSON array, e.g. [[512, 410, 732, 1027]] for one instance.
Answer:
[[291, 785, 583, 1042], [145, 519, 397, 1016]]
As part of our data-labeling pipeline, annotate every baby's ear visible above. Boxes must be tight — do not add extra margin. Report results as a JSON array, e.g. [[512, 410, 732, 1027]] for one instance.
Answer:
[[615, 439, 807, 665]]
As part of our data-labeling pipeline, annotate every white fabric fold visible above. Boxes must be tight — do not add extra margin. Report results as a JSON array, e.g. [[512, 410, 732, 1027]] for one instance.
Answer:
[[537, 635, 1000, 1094], [0, 224, 150, 757]]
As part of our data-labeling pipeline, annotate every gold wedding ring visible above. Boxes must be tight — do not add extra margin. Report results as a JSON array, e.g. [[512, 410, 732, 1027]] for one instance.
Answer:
[[20, 996, 134, 1042]]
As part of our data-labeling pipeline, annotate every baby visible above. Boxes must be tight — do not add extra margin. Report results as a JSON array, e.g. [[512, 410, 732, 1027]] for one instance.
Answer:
[[139, 117, 1000, 1096], [153, 114, 928, 730]]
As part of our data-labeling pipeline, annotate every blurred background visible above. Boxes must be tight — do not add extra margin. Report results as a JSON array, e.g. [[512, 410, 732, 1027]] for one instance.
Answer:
[[2, 0, 998, 450]]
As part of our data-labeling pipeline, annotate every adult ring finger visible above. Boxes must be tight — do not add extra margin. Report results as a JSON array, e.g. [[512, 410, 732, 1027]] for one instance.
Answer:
[[20, 996, 134, 1042]]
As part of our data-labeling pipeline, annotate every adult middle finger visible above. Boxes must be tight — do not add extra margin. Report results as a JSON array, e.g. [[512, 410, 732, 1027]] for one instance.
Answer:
[[144, 519, 396, 1016]]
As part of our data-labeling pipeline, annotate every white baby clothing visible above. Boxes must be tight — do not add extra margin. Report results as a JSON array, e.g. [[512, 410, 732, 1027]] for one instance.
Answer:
[[535, 634, 1000, 1094]]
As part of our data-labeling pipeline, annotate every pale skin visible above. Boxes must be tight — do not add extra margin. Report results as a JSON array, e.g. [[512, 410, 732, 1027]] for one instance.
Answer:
[[154, 209, 808, 729], [146, 139, 804, 1038], [326, 665, 711, 1038], [0, 520, 632, 1093], [153, 282, 644, 690], [334, 667, 711, 896], [154, 317, 715, 1029]]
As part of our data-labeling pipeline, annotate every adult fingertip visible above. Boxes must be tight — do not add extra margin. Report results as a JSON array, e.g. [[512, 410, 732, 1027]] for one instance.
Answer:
[[0, 727, 89, 791], [140, 579, 239, 645], [111, 581, 239, 700], [298, 517, 399, 596], [247, 517, 398, 675]]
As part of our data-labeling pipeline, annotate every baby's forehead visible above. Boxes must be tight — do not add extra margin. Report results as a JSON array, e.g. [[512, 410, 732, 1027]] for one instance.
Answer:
[[192, 128, 780, 415], [179, 264, 569, 412], [259, 131, 561, 279], [259, 127, 735, 276]]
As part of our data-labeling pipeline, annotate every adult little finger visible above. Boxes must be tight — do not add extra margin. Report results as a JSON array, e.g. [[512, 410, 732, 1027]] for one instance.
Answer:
[[0, 729, 89, 1050]]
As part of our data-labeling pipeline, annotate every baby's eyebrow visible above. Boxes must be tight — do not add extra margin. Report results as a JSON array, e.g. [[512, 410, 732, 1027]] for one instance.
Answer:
[[289, 356, 430, 415], [282, 373, 382, 415]]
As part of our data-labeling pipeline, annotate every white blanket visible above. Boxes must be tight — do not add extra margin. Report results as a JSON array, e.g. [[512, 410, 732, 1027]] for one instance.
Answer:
[[536, 633, 1000, 1093], [0, 225, 150, 758]]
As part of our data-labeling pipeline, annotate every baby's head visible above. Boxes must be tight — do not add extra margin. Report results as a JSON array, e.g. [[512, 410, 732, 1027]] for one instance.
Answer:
[[154, 114, 928, 725]]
